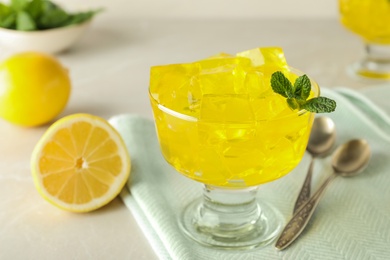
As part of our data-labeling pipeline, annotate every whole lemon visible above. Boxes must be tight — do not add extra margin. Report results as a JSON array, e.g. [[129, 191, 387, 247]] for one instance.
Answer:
[[0, 52, 71, 127]]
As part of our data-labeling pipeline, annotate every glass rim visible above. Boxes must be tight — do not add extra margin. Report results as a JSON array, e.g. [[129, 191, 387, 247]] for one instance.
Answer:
[[149, 67, 320, 122]]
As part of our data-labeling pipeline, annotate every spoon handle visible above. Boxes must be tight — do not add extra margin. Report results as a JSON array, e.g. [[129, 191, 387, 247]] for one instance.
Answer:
[[293, 156, 315, 214], [275, 173, 337, 250]]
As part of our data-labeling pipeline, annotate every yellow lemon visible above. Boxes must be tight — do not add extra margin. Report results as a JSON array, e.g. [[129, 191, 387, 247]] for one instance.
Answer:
[[0, 52, 71, 127], [31, 113, 131, 212]]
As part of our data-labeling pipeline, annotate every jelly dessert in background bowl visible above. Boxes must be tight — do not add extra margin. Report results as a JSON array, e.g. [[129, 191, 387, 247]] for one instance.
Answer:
[[149, 47, 324, 249]]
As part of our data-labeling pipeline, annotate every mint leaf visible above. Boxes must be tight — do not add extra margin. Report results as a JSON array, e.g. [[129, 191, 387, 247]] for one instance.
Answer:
[[0, 3, 11, 16], [0, 13, 16, 28], [66, 9, 102, 25], [271, 71, 294, 98], [287, 98, 299, 110], [0, 4, 16, 29], [270, 71, 336, 114], [16, 11, 36, 30], [43, 0, 61, 12], [38, 8, 70, 29], [11, 0, 30, 11], [25, 0, 44, 19], [301, 97, 336, 113], [294, 74, 311, 100]]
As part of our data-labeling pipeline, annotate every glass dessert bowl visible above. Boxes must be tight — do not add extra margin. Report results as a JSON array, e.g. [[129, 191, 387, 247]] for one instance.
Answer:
[[339, 0, 390, 80], [149, 47, 319, 249]]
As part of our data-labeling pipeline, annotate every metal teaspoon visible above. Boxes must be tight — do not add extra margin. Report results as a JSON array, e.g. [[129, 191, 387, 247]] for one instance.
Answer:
[[293, 116, 336, 213], [276, 139, 371, 250]]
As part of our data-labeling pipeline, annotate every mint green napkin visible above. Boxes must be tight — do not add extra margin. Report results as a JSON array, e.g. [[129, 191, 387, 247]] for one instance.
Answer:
[[109, 87, 390, 260]]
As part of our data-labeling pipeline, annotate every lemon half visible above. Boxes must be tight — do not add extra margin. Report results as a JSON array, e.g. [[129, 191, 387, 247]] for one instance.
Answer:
[[31, 113, 131, 212]]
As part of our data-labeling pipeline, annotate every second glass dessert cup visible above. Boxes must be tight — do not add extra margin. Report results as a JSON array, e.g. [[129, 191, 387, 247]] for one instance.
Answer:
[[339, 0, 390, 80], [149, 67, 319, 249]]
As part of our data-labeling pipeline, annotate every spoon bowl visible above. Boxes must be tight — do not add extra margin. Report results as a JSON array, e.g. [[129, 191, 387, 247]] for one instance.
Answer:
[[307, 117, 336, 156], [332, 139, 371, 176]]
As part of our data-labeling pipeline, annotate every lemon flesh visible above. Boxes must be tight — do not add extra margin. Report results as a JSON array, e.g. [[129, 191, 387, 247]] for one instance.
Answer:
[[31, 113, 131, 212]]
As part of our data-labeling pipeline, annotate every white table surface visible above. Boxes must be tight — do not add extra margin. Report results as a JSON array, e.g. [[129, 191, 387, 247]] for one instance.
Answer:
[[1, 17, 389, 260]]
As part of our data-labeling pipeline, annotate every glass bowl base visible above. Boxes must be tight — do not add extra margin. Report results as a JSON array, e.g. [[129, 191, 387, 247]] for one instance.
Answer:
[[179, 197, 285, 250], [348, 60, 390, 81], [348, 43, 390, 81]]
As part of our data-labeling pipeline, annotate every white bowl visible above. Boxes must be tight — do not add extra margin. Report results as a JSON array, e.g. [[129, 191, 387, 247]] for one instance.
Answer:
[[0, 21, 91, 54]]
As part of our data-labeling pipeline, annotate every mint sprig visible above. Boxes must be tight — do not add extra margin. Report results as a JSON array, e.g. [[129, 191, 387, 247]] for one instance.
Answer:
[[270, 71, 336, 113]]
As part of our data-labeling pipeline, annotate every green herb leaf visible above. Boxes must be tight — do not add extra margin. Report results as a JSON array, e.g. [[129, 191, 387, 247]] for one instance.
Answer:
[[287, 98, 299, 110], [0, 3, 16, 29], [25, 0, 44, 19], [0, 13, 16, 29], [301, 97, 337, 113], [270, 71, 337, 113], [66, 9, 102, 25], [38, 8, 70, 29], [294, 74, 311, 100], [16, 11, 36, 31], [43, 0, 62, 12], [270, 71, 294, 98], [11, 0, 30, 11], [0, 3, 11, 16]]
